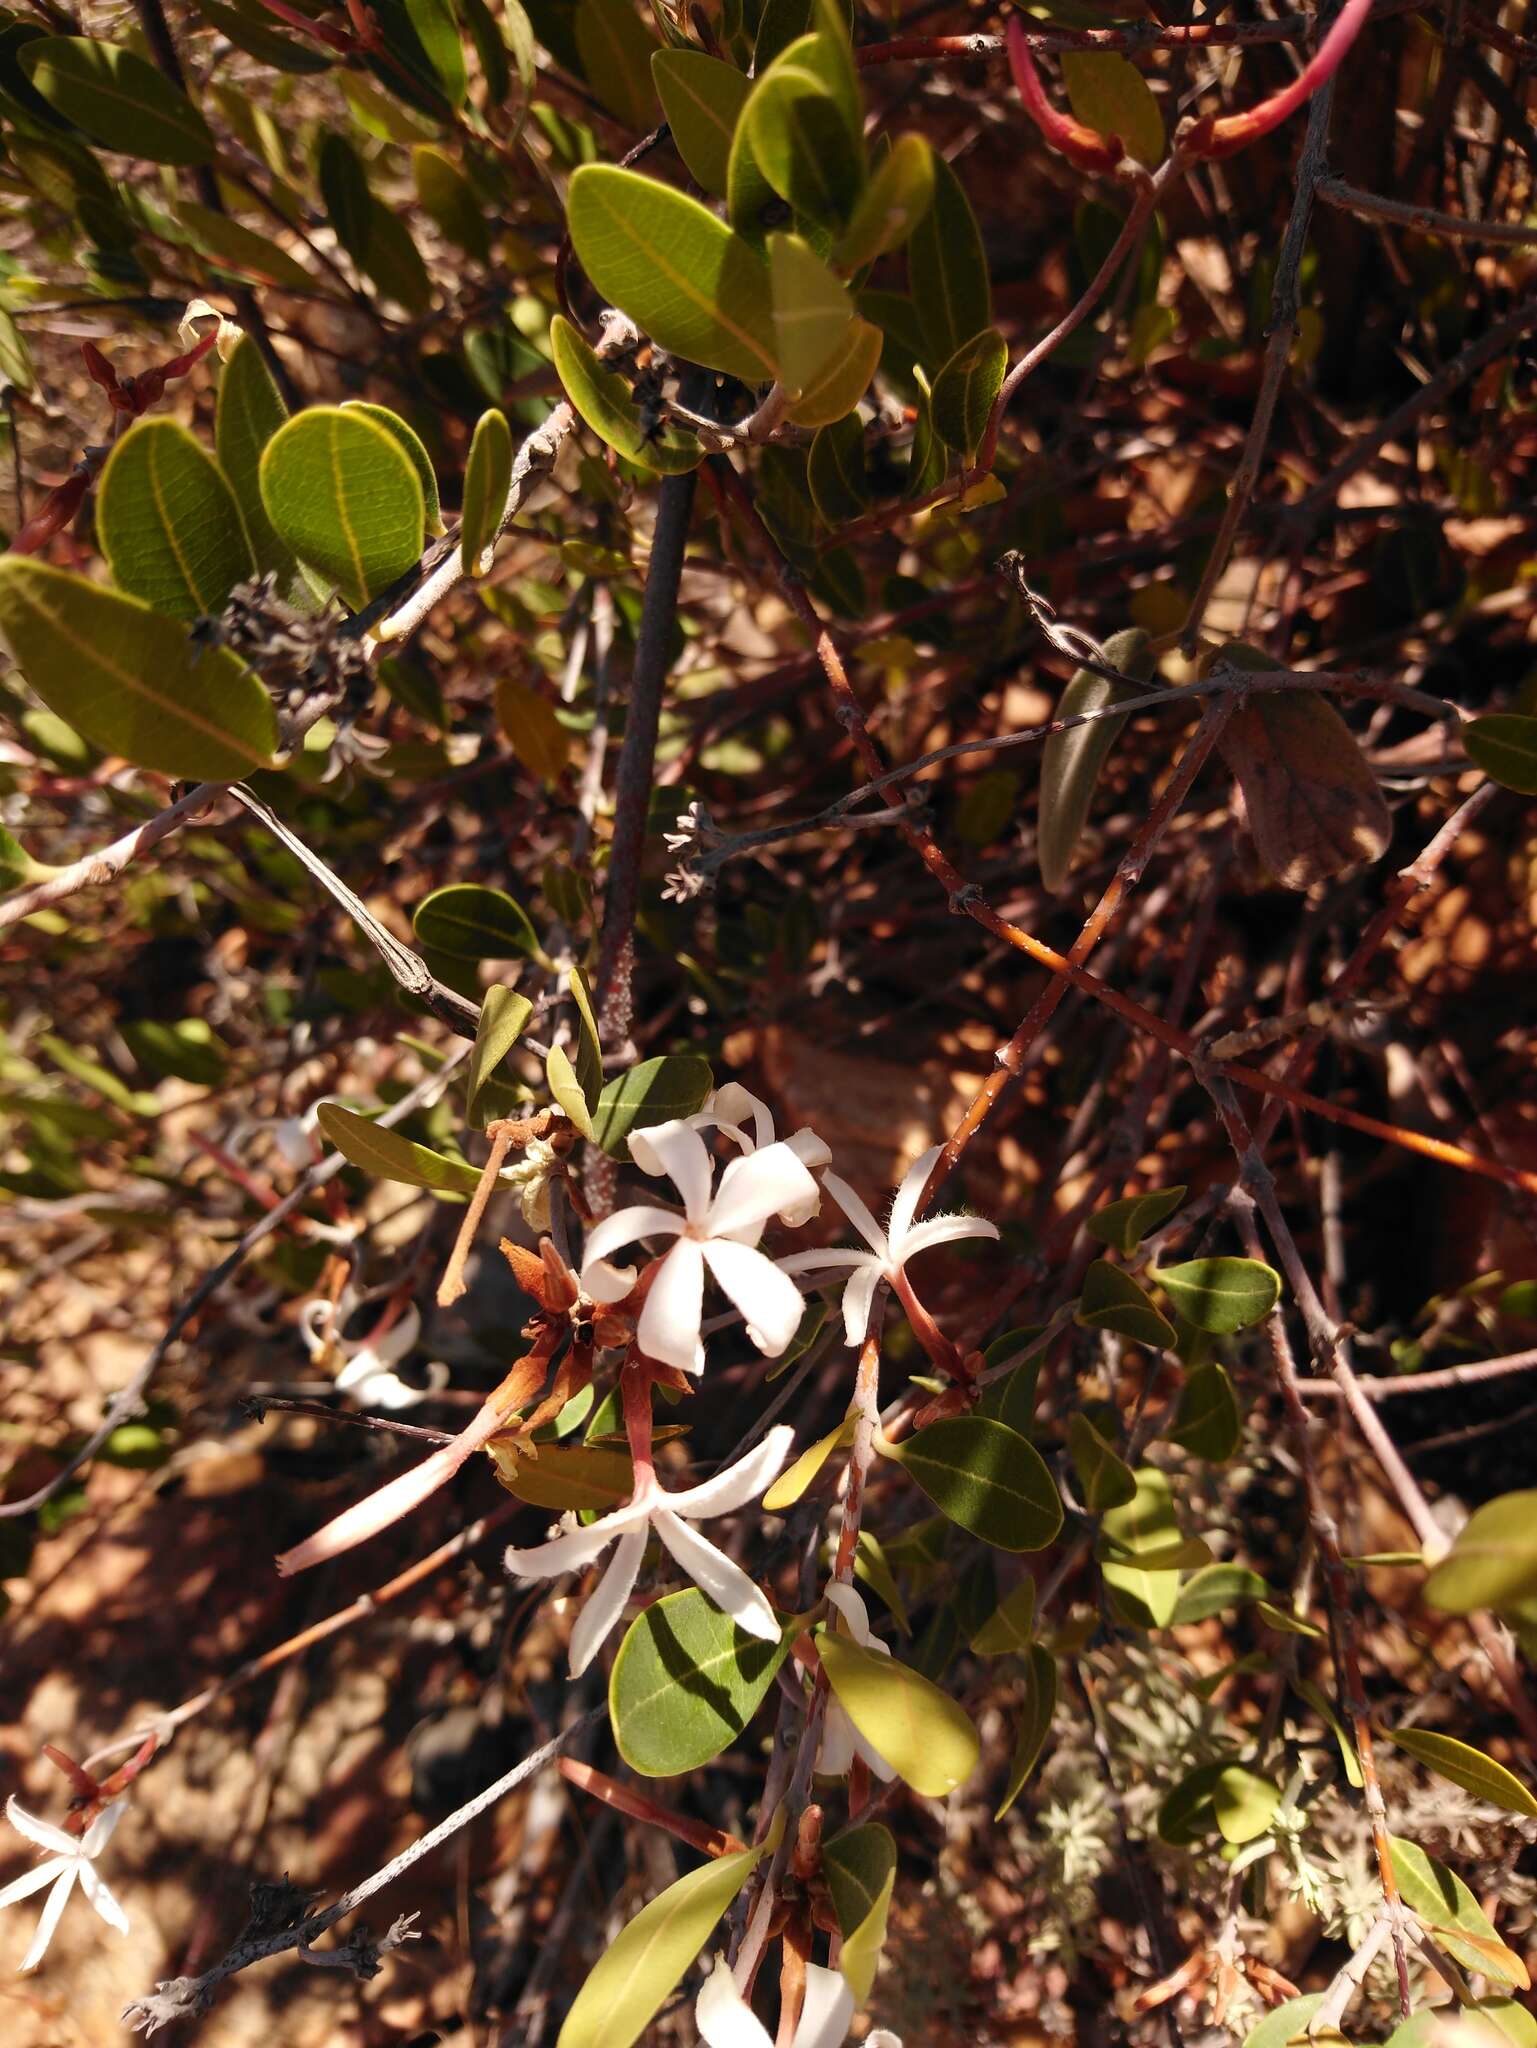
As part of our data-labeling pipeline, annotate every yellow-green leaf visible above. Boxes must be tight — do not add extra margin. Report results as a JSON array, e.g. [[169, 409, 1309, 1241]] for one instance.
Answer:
[[546, 1041, 595, 1137], [651, 47, 748, 198], [785, 315, 882, 428], [834, 132, 934, 273], [98, 419, 255, 623], [822, 1822, 895, 2001], [882, 1415, 1062, 1552], [466, 984, 532, 1124], [462, 408, 513, 574], [549, 314, 702, 475], [316, 1101, 483, 1194], [1425, 1491, 1537, 1616], [930, 325, 1006, 460], [611, 1588, 789, 1776], [763, 1409, 856, 1509], [1389, 1836, 1530, 1988], [260, 406, 425, 608], [1386, 1726, 1537, 1817], [768, 230, 853, 398], [817, 1629, 979, 1797], [341, 400, 443, 535], [996, 1641, 1056, 1818], [971, 1576, 1037, 1657], [20, 38, 215, 164], [1061, 50, 1164, 166], [216, 333, 294, 584]]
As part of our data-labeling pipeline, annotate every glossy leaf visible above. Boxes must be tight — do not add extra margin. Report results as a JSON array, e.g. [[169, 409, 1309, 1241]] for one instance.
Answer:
[[593, 1054, 714, 1160], [822, 1823, 895, 2001], [611, 1588, 789, 1776], [342, 401, 443, 534], [1085, 1183, 1186, 1257], [316, 1101, 483, 1194], [1425, 1491, 1537, 1615], [461, 408, 513, 574], [1389, 1835, 1530, 1987], [466, 985, 533, 1124], [908, 151, 989, 367], [1466, 712, 1537, 794], [1061, 50, 1164, 166], [1386, 1726, 1537, 1817], [996, 1641, 1055, 1818], [0, 559, 276, 782], [1168, 1361, 1242, 1461], [574, 0, 658, 131], [98, 420, 255, 622], [817, 1628, 979, 1796], [971, 1575, 1036, 1656], [930, 326, 1006, 459], [1038, 628, 1155, 892], [1068, 1412, 1138, 1512], [763, 1410, 856, 1509], [549, 314, 702, 474], [567, 165, 777, 384], [555, 1842, 764, 2048], [651, 48, 749, 198], [21, 39, 215, 165], [413, 883, 539, 960], [746, 56, 862, 229], [834, 132, 934, 272], [216, 334, 295, 583], [1153, 1257, 1280, 1334], [1077, 1258, 1175, 1349], [260, 406, 425, 608], [884, 1416, 1062, 1552]]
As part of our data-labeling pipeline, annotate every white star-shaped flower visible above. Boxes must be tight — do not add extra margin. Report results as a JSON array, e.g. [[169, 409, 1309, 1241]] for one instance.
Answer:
[[301, 1298, 448, 1413], [695, 1953, 903, 2048], [0, 1797, 128, 1971], [580, 1121, 822, 1375], [816, 1583, 897, 1784], [686, 1084, 831, 1186], [778, 1145, 999, 1346], [504, 1425, 794, 1677]]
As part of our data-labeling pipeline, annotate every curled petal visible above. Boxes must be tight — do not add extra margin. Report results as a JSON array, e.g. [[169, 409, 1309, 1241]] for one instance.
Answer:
[[505, 1492, 651, 1579], [567, 1523, 649, 1677], [4, 1800, 77, 1859], [1007, 18, 1123, 174], [899, 1213, 1000, 1262], [702, 1083, 776, 1152], [1193, 0, 1372, 159], [817, 1701, 857, 1778], [886, 1145, 943, 1254], [709, 1143, 820, 1241], [627, 1120, 715, 1222], [819, 1171, 889, 1259], [637, 1235, 707, 1374], [786, 1125, 832, 1177], [652, 1510, 780, 1640], [696, 1953, 774, 2048], [795, 1962, 857, 2048], [18, 1868, 73, 1971], [825, 1580, 878, 1648], [579, 1204, 686, 1299], [867, 2034, 905, 2046], [701, 1239, 806, 1358], [667, 1424, 795, 1519], [78, 1864, 130, 1938], [79, 1800, 125, 1861], [365, 1301, 422, 1367], [840, 1263, 884, 1348]]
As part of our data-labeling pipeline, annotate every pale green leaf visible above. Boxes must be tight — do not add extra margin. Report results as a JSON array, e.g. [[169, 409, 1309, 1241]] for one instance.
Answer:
[[549, 314, 702, 474], [785, 316, 882, 429], [260, 406, 425, 608], [461, 407, 513, 574], [316, 1101, 483, 1194], [1387, 1727, 1537, 1817], [1425, 1491, 1537, 1616], [817, 1629, 979, 1796], [611, 1588, 789, 1776], [768, 231, 853, 398], [822, 1823, 894, 2001], [834, 132, 934, 272], [546, 1041, 595, 1138], [1153, 1257, 1280, 1334], [651, 48, 749, 198]]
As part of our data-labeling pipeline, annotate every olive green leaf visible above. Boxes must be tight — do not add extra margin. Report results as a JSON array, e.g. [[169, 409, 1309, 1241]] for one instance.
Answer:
[[171, 201, 314, 292], [192, 0, 334, 73], [930, 326, 1006, 460], [1465, 712, 1537, 795], [1077, 1258, 1175, 1349], [413, 143, 491, 261], [808, 414, 867, 526], [461, 408, 513, 574], [610, 1588, 790, 1776], [316, 1101, 483, 1194], [1038, 627, 1155, 893], [651, 48, 749, 198], [593, 1054, 714, 1160], [745, 54, 862, 229], [1386, 1726, 1537, 1817], [1085, 1182, 1186, 1256], [817, 1628, 979, 1796], [1158, 1760, 1279, 1846], [769, 231, 854, 397], [342, 401, 443, 534], [546, 1042, 595, 1138], [1061, 50, 1164, 166], [574, 0, 658, 131], [260, 406, 425, 608], [971, 1576, 1037, 1656], [1389, 1836, 1530, 1987], [996, 1641, 1056, 1818], [21, 38, 215, 165], [881, 1416, 1062, 1552], [555, 1842, 765, 2048], [1425, 1490, 1537, 1615], [496, 677, 570, 784], [1241, 1997, 1333, 2048], [908, 150, 989, 367], [549, 315, 703, 475], [822, 1823, 895, 2000], [1168, 1360, 1242, 1461], [785, 316, 882, 429], [1152, 1257, 1280, 1334], [834, 131, 934, 272], [567, 165, 777, 384], [1169, 1562, 1269, 1625], [1068, 1412, 1138, 1513], [486, 1439, 634, 1512], [0, 559, 276, 781], [216, 333, 295, 584], [413, 882, 539, 959], [466, 985, 533, 1125], [99, 419, 255, 622]]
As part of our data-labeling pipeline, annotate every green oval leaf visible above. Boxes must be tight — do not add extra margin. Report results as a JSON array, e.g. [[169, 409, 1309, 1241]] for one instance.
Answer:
[[260, 406, 425, 608], [1038, 628, 1154, 893], [1068, 1412, 1138, 1513], [1386, 1726, 1537, 1817], [971, 1575, 1037, 1657], [1168, 1361, 1242, 1461], [1158, 1760, 1278, 1845], [995, 1641, 1056, 1818], [567, 165, 777, 385], [610, 1588, 791, 1776], [466, 984, 533, 1124], [817, 1629, 979, 1796], [549, 315, 703, 475], [1242, 1996, 1331, 2048], [1077, 1257, 1175, 1348], [768, 230, 853, 397], [216, 333, 294, 584], [342, 401, 443, 535], [171, 200, 315, 292], [1465, 712, 1537, 794], [822, 1823, 895, 2000], [785, 315, 882, 429], [98, 419, 255, 622], [593, 1054, 714, 1161], [461, 407, 513, 574], [762, 1410, 856, 1510], [1170, 1563, 1269, 1625], [574, 0, 658, 131], [487, 1439, 634, 1511], [651, 48, 749, 199], [1061, 50, 1164, 166], [907, 150, 989, 368], [1152, 1257, 1280, 1334], [1389, 1836, 1530, 1987], [883, 1416, 1062, 1552], [413, 144, 491, 262], [1085, 1182, 1186, 1257], [316, 1101, 483, 1193], [0, 559, 276, 781], [546, 1041, 595, 1138], [1099, 1466, 1187, 1628], [807, 414, 867, 526], [555, 1842, 765, 2048], [1425, 1491, 1537, 1615], [930, 326, 1006, 460], [20, 38, 215, 165], [413, 882, 539, 960], [834, 131, 934, 272], [745, 58, 862, 229]]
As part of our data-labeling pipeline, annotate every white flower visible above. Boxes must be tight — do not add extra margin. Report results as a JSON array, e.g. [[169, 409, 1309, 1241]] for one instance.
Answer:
[[505, 1426, 794, 1677], [696, 1953, 853, 2048], [580, 1122, 821, 1375], [300, 1297, 448, 1413], [778, 1145, 999, 1347], [816, 1585, 897, 1784], [687, 1085, 832, 1197], [0, 1797, 128, 1971]]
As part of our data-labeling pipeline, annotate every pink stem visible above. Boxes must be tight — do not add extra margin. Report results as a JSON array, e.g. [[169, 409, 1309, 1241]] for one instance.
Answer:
[[1189, 0, 1372, 159]]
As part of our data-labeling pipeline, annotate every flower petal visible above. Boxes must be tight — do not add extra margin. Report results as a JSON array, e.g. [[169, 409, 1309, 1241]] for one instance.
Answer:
[[567, 1523, 649, 1678], [704, 1083, 775, 1152], [867, 2031, 905, 2044], [824, 1581, 877, 1647], [667, 1424, 795, 1519], [652, 1511, 779, 1640], [840, 1264, 883, 1347], [820, 1171, 889, 1259], [900, 1213, 999, 1260], [775, 1250, 868, 1278], [18, 1868, 73, 1971], [4, 1801, 77, 1859], [794, 1961, 856, 2048], [696, 1952, 774, 2048], [701, 1239, 805, 1358], [787, 1125, 832, 1176], [505, 1493, 650, 1579], [80, 1800, 124, 1860], [887, 1145, 942, 1254], [708, 1143, 819, 1240], [0, 1861, 67, 1909], [580, 1204, 686, 1299], [79, 1865, 130, 1938], [817, 1702, 856, 1779], [637, 1235, 707, 1374], [627, 1121, 715, 1222], [368, 1300, 422, 1366]]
